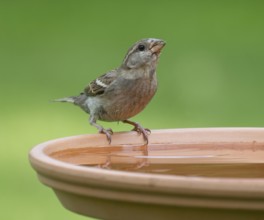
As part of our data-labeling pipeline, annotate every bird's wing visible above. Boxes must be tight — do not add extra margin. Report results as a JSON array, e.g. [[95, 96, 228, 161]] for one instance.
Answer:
[[84, 69, 119, 96]]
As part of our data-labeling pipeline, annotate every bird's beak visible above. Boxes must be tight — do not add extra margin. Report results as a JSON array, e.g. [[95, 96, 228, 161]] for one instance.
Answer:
[[150, 40, 166, 54]]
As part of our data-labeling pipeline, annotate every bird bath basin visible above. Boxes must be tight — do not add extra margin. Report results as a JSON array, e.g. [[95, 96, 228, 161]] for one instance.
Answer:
[[29, 128, 264, 220]]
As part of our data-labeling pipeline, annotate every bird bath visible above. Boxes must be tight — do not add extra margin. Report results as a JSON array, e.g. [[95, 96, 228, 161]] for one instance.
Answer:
[[29, 128, 264, 220]]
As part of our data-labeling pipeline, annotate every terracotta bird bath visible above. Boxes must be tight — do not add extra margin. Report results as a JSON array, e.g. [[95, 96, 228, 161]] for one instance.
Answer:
[[29, 128, 264, 220]]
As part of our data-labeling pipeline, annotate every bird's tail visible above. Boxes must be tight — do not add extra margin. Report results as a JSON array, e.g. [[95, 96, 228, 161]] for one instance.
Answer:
[[52, 96, 76, 103]]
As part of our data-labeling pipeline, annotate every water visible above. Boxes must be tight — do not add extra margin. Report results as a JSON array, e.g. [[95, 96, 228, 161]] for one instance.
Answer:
[[100, 163, 264, 178], [50, 143, 264, 178]]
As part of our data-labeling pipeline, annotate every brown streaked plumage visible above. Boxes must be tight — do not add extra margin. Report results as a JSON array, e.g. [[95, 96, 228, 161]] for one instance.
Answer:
[[54, 38, 166, 144]]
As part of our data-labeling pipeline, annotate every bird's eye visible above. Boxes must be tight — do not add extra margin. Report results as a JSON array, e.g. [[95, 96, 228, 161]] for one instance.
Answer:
[[138, 44, 145, 51]]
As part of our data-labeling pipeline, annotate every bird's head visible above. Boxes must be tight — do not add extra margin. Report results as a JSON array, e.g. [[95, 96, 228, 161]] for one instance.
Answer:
[[122, 38, 166, 69]]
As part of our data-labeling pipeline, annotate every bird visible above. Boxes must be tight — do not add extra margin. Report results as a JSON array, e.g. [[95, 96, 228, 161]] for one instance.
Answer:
[[54, 38, 166, 144]]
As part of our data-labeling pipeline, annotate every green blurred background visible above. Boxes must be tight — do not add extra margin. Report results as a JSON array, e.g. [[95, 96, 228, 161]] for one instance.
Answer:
[[1, 1, 264, 219]]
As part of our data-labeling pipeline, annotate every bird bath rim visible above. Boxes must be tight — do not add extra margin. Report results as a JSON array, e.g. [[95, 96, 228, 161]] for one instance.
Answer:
[[29, 128, 264, 219]]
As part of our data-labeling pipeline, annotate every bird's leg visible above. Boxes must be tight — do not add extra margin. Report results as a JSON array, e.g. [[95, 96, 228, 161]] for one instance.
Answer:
[[122, 119, 151, 144], [89, 116, 113, 144]]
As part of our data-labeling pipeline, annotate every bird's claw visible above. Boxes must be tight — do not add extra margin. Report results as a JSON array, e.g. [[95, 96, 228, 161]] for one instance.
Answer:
[[131, 124, 150, 145], [99, 128, 113, 144], [122, 120, 151, 145]]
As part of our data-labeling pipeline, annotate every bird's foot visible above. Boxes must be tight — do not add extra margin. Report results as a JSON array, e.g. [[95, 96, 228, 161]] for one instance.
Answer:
[[123, 120, 151, 144], [98, 128, 113, 144], [132, 124, 150, 145]]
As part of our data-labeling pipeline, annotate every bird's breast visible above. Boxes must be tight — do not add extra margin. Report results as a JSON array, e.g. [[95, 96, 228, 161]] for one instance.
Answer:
[[100, 74, 157, 121]]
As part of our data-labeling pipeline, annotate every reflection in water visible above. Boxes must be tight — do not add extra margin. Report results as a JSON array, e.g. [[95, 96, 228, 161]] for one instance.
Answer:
[[50, 143, 264, 178], [97, 144, 149, 169]]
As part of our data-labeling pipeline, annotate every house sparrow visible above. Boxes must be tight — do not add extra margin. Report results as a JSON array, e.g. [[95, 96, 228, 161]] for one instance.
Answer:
[[55, 38, 166, 144]]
